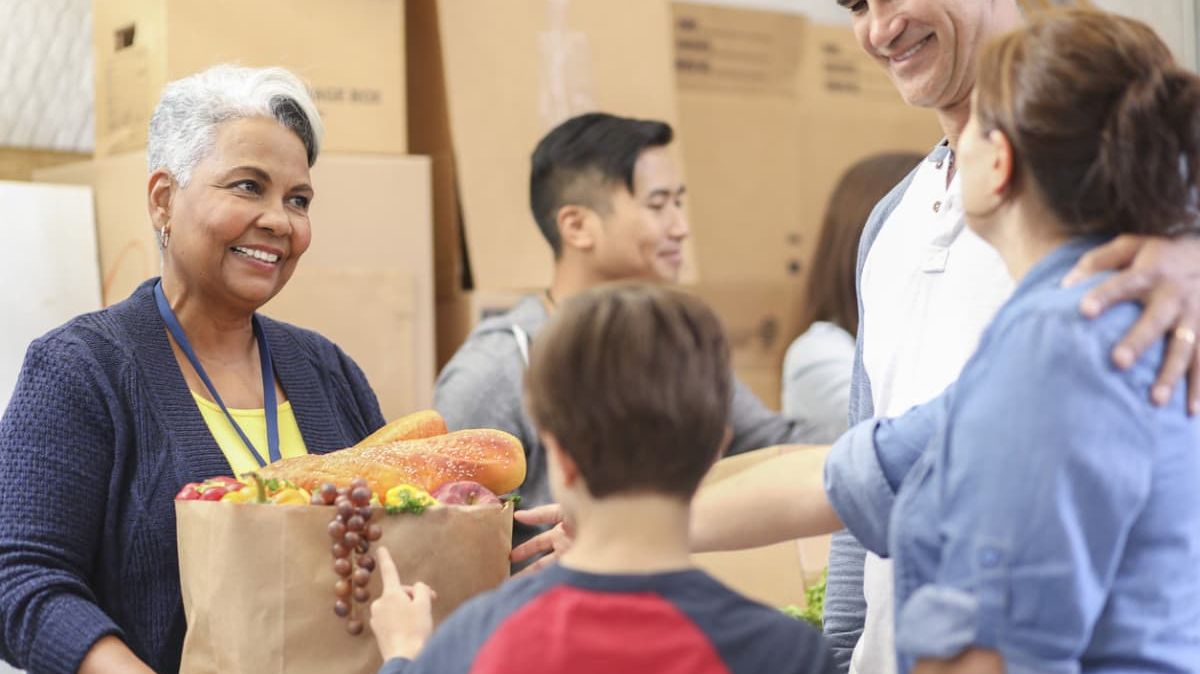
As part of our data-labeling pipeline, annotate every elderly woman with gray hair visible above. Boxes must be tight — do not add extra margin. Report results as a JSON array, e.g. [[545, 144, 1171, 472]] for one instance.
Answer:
[[0, 65, 386, 673]]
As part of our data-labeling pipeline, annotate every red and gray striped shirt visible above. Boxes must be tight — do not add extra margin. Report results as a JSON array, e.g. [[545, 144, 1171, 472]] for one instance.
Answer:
[[381, 564, 835, 674]]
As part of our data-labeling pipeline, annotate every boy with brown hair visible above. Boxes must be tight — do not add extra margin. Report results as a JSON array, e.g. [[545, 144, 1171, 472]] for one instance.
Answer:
[[369, 282, 835, 674]]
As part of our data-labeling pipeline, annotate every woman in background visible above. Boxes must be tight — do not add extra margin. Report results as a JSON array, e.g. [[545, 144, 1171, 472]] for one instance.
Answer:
[[782, 153, 922, 442]]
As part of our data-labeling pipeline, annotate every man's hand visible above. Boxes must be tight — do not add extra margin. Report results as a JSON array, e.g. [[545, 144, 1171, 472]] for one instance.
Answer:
[[509, 504, 573, 577], [369, 547, 436, 662], [913, 648, 1004, 674], [1063, 235, 1200, 413]]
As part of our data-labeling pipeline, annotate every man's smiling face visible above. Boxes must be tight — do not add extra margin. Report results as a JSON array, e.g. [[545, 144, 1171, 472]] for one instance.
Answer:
[[840, 0, 1001, 112]]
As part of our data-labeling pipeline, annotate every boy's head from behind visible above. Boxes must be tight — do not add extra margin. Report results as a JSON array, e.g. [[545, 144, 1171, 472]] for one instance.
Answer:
[[525, 282, 731, 505]]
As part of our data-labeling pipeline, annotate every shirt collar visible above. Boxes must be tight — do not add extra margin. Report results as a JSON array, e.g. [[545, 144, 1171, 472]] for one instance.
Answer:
[[926, 139, 953, 164], [1011, 235, 1111, 298]]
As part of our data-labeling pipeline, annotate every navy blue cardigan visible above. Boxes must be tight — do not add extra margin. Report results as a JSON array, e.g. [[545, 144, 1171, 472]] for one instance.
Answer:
[[0, 278, 386, 673]]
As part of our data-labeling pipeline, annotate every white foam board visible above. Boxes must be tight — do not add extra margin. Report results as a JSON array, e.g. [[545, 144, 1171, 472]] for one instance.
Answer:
[[0, 180, 101, 410]]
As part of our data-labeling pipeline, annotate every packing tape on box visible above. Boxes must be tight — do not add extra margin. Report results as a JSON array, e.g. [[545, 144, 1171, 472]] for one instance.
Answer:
[[538, 0, 596, 131]]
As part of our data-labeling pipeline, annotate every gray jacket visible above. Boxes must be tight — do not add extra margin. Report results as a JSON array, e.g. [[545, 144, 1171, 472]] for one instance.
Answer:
[[823, 144, 947, 672], [434, 294, 822, 546]]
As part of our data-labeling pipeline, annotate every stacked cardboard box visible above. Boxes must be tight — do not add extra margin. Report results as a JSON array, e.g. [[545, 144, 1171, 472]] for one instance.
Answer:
[[37, 0, 433, 419], [0, 148, 90, 182], [407, 0, 695, 366], [92, 0, 406, 157], [673, 4, 942, 408]]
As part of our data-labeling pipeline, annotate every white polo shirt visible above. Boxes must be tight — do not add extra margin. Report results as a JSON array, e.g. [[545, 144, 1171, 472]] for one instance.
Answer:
[[851, 152, 1015, 674]]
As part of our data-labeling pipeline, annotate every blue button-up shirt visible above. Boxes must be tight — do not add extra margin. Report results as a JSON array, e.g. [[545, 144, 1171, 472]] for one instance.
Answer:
[[825, 238, 1200, 673]]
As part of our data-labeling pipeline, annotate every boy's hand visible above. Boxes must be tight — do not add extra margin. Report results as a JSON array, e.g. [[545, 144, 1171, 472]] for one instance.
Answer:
[[369, 547, 436, 661], [510, 504, 574, 577], [1063, 234, 1200, 413]]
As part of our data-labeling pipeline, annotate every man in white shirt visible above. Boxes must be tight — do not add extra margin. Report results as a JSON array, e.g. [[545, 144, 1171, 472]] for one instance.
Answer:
[[825, 2, 1200, 672]]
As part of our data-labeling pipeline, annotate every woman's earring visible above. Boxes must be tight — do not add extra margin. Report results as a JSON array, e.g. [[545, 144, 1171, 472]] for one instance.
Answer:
[[159, 227, 171, 250]]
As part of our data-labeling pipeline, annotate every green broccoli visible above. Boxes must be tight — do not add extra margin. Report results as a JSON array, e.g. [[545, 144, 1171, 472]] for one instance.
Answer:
[[780, 568, 826, 630]]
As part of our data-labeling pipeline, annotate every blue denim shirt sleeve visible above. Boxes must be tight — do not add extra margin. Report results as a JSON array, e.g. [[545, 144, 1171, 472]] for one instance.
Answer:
[[824, 388, 951, 557], [825, 419, 894, 557], [873, 388, 952, 492], [378, 658, 412, 674], [893, 312, 1155, 667]]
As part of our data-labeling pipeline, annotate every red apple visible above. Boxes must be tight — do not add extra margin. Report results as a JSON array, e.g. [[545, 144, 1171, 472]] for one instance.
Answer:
[[199, 486, 227, 501], [175, 482, 202, 501], [431, 481, 501, 506], [206, 476, 243, 491]]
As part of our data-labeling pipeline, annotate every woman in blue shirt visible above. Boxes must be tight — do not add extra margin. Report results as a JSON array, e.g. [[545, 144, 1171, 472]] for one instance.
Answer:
[[825, 9, 1200, 672]]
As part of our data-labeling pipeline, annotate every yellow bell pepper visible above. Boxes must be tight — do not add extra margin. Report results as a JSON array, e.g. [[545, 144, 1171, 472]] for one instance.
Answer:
[[270, 487, 311, 506], [384, 484, 435, 514], [220, 488, 256, 504]]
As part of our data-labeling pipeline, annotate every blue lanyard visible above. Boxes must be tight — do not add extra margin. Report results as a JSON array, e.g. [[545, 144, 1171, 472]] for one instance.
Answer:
[[154, 280, 280, 467]]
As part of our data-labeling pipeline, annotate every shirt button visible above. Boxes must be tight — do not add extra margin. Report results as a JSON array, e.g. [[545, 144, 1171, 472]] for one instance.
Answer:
[[978, 546, 1003, 569], [935, 160, 944, 169], [933, 201, 942, 213]]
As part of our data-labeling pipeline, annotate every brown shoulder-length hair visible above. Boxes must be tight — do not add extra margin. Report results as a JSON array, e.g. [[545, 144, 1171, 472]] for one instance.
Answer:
[[795, 152, 923, 339], [975, 7, 1200, 238], [524, 282, 732, 500]]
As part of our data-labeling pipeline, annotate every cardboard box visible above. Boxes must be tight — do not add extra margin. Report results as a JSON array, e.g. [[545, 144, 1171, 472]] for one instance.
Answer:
[[435, 288, 532, 369], [692, 445, 831, 609], [673, 4, 942, 405], [674, 6, 938, 288], [33, 153, 156, 305], [684, 282, 800, 409], [268, 268, 427, 420], [93, 0, 405, 157], [0, 148, 90, 182], [409, 0, 696, 296], [35, 154, 435, 418]]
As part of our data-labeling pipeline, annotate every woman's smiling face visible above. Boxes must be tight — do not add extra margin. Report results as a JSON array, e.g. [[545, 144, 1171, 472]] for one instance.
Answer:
[[160, 115, 315, 313]]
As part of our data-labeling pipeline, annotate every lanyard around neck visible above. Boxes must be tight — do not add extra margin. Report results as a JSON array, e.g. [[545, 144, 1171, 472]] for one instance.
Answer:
[[154, 280, 280, 467]]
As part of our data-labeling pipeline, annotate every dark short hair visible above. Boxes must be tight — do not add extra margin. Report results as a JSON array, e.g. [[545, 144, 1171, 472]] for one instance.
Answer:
[[529, 112, 674, 256], [525, 282, 731, 500], [976, 8, 1200, 237]]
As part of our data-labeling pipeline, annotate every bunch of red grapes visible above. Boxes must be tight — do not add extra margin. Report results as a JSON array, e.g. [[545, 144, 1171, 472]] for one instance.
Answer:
[[313, 477, 383, 635]]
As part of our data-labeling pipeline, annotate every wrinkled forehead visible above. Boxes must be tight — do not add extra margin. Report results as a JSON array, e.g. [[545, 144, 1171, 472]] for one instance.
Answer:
[[198, 117, 312, 181]]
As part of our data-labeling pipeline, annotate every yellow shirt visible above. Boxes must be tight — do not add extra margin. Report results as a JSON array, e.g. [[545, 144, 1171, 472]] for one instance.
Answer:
[[191, 391, 309, 477]]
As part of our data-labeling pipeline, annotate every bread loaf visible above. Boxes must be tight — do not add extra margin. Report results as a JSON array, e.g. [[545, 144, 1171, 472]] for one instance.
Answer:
[[353, 409, 448, 449], [259, 429, 526, 498]]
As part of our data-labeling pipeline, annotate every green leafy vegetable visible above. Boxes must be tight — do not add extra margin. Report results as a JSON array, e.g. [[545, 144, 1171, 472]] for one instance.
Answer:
[[780, 569, 826, 630], [384, 490, 430, 516]]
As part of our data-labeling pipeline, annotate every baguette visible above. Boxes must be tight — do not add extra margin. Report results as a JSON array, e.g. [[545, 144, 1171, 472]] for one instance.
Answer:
[[260, 429, 526, 498], [353, 409, 448, 448]]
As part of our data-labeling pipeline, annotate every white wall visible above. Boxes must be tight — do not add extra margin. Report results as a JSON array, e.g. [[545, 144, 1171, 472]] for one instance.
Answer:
[[0, 181, 99, 674], [1094, 0, 1197, 67], [685, 0, 848, 24], [0, 182, 101, 409], [0, 0, 92, 152]]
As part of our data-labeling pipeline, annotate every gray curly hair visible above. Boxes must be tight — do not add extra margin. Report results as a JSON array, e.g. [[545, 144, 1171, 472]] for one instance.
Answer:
[[147, 64, 324, 185]]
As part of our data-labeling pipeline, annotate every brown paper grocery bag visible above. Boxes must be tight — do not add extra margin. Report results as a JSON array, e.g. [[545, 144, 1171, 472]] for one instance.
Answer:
[[176, 501, 512, 674]]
